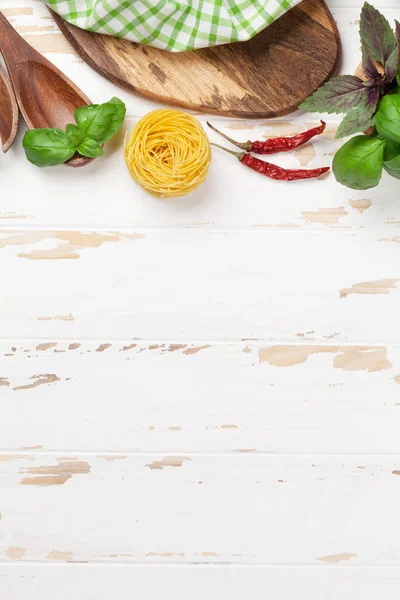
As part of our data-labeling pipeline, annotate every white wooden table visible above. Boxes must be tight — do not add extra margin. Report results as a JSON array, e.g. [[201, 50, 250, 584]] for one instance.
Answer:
[[1, 1, 400, 597]]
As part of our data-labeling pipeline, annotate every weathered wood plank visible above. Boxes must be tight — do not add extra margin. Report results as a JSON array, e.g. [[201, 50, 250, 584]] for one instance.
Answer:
[[2, 564, 400, 600], [1, 340, 400, 454], [1, 453, 400, 564], [0, 230, 399, 342]]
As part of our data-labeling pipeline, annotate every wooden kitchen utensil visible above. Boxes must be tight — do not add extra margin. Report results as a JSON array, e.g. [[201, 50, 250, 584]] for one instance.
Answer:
[[50, 0, 340, 119], [0, 63, 18, 152], [0, 11, 92, 166]]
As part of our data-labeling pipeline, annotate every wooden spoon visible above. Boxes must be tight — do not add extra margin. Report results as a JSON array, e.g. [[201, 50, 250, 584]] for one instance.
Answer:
[[0, 11, 92, 167], [0, 63, 18, 152]]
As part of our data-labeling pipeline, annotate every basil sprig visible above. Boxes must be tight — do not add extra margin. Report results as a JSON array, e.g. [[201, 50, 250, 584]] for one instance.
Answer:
[[330, 93, 400, 189], [300, 2, 400, 190], [22, 97, 126, 167], [300, 2, 400, 140]]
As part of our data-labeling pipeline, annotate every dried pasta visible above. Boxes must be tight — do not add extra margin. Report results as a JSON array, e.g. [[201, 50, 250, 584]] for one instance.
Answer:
[[124, 109, 211, 198]]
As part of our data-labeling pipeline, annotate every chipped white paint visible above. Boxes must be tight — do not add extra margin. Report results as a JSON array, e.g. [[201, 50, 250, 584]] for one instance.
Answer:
[[1, 0, 400, 597], [349, 198, 372, 213], [2, 340, 400, 453], [1, 452, 400, 566], [145, 456, 191, 470], [46, 550, 73, 561], [339, 279, 400, 298], [0, 230, 400, 341], [317, 552, 357, 564]]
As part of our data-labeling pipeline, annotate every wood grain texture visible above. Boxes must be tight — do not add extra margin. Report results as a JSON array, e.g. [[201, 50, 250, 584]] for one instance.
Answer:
[[0, 63, 18, 152], [49, 0, 340, 118]]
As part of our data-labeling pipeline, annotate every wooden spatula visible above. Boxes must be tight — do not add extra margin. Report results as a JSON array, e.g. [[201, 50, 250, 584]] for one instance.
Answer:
[[0, 63, 18, 152], [0, 11, 92, 166]]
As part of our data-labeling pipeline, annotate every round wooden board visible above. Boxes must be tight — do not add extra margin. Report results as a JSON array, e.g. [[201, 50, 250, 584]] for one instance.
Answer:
[[50, 0, 340, 119]]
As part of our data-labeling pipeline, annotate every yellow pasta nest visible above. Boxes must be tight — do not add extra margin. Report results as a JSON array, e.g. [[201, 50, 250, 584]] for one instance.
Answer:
[[124, 109, 211, 198]]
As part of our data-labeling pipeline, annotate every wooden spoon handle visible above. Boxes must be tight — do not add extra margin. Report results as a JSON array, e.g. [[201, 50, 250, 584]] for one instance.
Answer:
[[0, 63, 18, 152], [0, 11, 28, 61]]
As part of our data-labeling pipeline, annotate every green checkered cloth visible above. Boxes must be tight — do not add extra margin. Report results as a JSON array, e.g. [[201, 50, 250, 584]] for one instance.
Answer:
[[46, 0, 300, 52]]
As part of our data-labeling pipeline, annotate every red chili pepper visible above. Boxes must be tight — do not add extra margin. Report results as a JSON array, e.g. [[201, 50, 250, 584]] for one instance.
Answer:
[[212, 144, 330, 181], [207, 121, 326, 155]]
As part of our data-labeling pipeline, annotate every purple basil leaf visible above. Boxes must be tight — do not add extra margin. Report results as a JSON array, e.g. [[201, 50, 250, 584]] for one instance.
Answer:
[[335, 110, 376, 139], [361, 43, 382, 81], [360, 2, 397, 67], [396, 20, 400, 63], [334, 84, 379, 139], [365, 84, 380, 110], [300, 75, 366, 114], [385, 46, 399, 82]]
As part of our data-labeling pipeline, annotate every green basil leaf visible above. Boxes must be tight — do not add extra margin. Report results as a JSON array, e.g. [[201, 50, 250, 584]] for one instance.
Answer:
[[375, 93, 400, 143], [77, 138, 104, 158], [332, 135, 386, 189], [74, 97, 126, 143], [383, 139, 400, 178], [66, 123, 85, 147], [22, 128, 75, 167]]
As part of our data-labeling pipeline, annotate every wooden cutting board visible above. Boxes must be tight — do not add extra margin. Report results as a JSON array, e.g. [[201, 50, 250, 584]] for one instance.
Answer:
[[50, 0, 340, 119]]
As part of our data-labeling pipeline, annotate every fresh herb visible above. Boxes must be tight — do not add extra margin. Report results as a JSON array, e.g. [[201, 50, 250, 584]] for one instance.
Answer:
[[332, 135, 386, 189], [300, 2, 400, 190], [23, 129, 76, 167], [76, 138, 104, 158], [22, 97, 126, 167], [300, 2, 400, 140], [383, 139, 400, 178], [74, 97, 126, 143], [375, 93, 400, 142], [65, 124, 85, 147]]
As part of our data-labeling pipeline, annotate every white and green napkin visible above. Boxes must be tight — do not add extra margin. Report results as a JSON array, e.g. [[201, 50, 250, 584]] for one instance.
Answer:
[[46, 0, 301, 52]]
